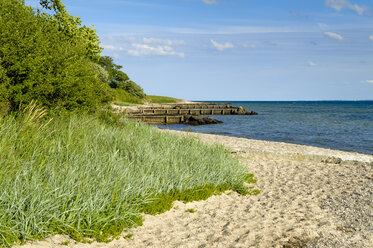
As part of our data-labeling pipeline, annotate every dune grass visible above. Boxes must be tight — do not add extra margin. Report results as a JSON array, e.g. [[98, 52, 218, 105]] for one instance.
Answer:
[[0, 105, 257, 247]]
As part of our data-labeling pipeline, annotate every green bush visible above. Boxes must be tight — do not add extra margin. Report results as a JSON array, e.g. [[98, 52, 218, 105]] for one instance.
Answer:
[[91, 62, 110, 84], [116, 80, 145, 98], [114, 89, 144, 104], [98, 56, 146, 98], [0, 0, 113, 111]]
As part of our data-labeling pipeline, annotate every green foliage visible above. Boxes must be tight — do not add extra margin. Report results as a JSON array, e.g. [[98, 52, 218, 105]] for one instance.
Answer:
[[113, 94, 182, 106], [123, 233, 134, 240], [145, 95, 181, 104], [118, 80, 145, 98], [0, 0, 113, 111], [113, 102, 141, 107], [38, 0, 102, 60], [91, 62, 110, 84], [0, 106, 256, 246], [98, 56, 146, 98], [114, 89, 144, 104], [60, 241, 70, 246]]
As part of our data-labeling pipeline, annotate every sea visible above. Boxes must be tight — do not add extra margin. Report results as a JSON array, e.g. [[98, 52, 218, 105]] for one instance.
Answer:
[[158, 101, 373, 155]]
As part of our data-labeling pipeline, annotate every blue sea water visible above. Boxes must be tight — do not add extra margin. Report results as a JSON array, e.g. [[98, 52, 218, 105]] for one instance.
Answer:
[[159, 101, 373, 155]]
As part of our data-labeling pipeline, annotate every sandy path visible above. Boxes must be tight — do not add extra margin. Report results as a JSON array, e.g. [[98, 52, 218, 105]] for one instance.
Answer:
[[20, 131, 373, 248]]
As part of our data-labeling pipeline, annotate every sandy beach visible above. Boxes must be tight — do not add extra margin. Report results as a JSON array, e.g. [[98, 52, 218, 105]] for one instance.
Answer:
[[20, 130, 373, 248]]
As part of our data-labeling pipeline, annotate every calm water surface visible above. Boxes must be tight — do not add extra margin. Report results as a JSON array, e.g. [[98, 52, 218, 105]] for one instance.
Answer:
[[159, 101, 373, 155]]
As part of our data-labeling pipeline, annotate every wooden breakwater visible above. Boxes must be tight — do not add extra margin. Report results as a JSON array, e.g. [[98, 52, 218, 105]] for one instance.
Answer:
[[124, 102, 258, 125]]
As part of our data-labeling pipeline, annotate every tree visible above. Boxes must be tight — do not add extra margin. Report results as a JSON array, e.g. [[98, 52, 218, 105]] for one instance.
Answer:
[[38, 0, 102, 61], [98, 56, 146, 98], [0, 0, 113, 111]]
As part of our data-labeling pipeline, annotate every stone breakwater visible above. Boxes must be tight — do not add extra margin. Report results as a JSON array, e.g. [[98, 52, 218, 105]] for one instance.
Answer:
[[122, 103, 258, 125]]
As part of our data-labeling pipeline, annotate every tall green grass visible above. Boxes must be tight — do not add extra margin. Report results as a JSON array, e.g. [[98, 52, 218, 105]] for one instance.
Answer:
[[0, 105, 256, 247]]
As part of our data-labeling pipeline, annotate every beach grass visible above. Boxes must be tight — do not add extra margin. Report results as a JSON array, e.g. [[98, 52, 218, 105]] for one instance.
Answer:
[[0, 104, 256, 247]]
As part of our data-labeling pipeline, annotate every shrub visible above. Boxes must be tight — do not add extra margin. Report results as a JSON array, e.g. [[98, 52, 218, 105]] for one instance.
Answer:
[[116, 80, 146, 98], [98, 56, 146, 98], [0, 0, 113, 111]]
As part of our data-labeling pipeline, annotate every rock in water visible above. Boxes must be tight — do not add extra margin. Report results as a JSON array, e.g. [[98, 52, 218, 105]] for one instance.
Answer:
[[185, 115, 223, 125], [248, 111, 258, 115], [202, 116, 223, 124], [235, 106, 258, 115]]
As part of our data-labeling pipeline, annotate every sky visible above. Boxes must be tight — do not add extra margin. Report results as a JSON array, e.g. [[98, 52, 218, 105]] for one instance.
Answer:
[[25, 0, 373, 101]]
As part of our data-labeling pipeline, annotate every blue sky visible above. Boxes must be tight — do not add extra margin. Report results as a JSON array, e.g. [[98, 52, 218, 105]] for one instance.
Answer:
[[25, 0, 373, 100]]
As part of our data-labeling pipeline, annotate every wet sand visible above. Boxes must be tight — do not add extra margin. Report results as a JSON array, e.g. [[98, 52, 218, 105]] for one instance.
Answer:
[[20, 130, 373, 248]]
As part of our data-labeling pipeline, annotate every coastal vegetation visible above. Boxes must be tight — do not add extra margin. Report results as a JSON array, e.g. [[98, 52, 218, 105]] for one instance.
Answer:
[[144, 95, 181, 104], [0, 0, 145, 112], [114, 95, 181, 107], [0, 104, 257, 246], [0, 0, 257, 246]]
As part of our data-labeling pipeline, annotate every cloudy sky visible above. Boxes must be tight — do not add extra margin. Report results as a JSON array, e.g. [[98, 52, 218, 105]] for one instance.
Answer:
[[26, 0, 373, 100]]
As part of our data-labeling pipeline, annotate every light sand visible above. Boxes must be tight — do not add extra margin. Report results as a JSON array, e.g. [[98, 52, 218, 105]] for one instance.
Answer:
[[19, 130, 373, 248]]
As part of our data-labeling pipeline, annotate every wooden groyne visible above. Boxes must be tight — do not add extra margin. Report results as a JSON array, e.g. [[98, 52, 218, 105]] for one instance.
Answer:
[[123, 102, 258, 125]]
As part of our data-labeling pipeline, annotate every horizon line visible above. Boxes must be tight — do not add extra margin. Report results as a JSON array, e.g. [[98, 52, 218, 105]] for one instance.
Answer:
[[190, 99, 373, 102]]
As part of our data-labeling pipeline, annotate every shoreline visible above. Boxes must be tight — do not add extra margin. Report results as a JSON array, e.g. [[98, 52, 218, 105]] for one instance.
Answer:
[[161, 129, 373, 165], [156, 100, 373, 156], [18, 130, 373, 248], [160, 127, 373, 157]]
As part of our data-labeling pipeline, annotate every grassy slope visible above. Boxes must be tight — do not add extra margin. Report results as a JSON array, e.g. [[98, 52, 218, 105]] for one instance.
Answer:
[[0, 106, 257, 247], [144, 95, 181, 104], [114, 94, 182, 106]]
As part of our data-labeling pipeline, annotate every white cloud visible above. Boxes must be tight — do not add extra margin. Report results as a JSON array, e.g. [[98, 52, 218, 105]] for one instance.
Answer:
[[366, 80, 373, 84], [102, 37, 185, 58], [211, 40, 234, 51], [128, 44, 185, 57], [142, 38, 185, 46], [317, 23, 329, 31], [309, 61, 317, 67], [202, 0, 218, 5], [325, 0, 369, 16], [324, 32, 344, 41], [102, 45, 125, 51], [102, 45, 116, 50], [369, 35, 373, 41]]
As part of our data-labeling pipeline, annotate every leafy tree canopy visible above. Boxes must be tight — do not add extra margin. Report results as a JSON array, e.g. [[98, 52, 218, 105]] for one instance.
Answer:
[[38, 0, 102, 61], [99, 56, 146, 98], [0, 0, 112, 111]]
